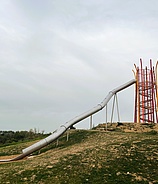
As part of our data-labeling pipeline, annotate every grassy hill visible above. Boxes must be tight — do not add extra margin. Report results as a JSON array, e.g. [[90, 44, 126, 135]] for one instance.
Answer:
[[0, 127, 158, 184]]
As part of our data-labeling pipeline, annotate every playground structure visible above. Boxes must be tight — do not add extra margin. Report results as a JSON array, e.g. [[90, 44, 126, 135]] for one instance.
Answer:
[[133, 59, 158, 123], [0, 59, 158, 162]]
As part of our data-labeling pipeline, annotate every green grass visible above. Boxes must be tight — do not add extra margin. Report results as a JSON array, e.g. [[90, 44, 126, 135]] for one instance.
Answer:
[[0, 140, 37, 156], [0, 130, 158, 184], [31, 130, 97, 156], [0, 136, 51, 156]]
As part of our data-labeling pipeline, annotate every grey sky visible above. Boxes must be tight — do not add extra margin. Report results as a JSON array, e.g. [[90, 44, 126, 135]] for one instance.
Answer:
[[0, 0, 158, 132]]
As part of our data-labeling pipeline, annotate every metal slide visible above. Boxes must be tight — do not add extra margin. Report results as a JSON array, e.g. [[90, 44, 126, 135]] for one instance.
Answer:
[[0, 79, 136, 162]]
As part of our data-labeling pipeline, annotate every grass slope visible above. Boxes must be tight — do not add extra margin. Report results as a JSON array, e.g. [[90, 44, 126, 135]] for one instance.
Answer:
[[0, 130, 158, 184]]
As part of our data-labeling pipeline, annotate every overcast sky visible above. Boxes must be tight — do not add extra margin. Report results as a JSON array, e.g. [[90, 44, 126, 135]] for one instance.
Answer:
[[0, 0, 158, 132]]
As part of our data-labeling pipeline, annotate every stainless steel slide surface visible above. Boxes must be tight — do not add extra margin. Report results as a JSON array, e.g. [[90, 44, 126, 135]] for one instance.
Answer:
[[0, 79, 136, 162]]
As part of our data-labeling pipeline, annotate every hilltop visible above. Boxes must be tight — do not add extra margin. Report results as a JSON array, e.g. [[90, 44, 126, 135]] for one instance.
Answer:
[[0, 125, 158, 183], [95, 122, 158, 133]]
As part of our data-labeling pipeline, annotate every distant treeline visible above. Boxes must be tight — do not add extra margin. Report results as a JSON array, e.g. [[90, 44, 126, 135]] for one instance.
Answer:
[[0, 129, 50, 145]]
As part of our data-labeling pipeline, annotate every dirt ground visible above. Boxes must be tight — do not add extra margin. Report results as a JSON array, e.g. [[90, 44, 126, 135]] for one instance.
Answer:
[[95, 122, 158, 133], [0, 123, 158, 162], [0, 129, 158, 183]]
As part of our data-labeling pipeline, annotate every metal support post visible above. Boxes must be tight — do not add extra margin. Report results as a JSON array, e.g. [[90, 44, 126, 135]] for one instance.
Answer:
[[90, 115, 93, 129], [105, 104, 108, 131], [115, 94, 120, 122], [66, 130, 69, 141], [111, 94, 116, 124]]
